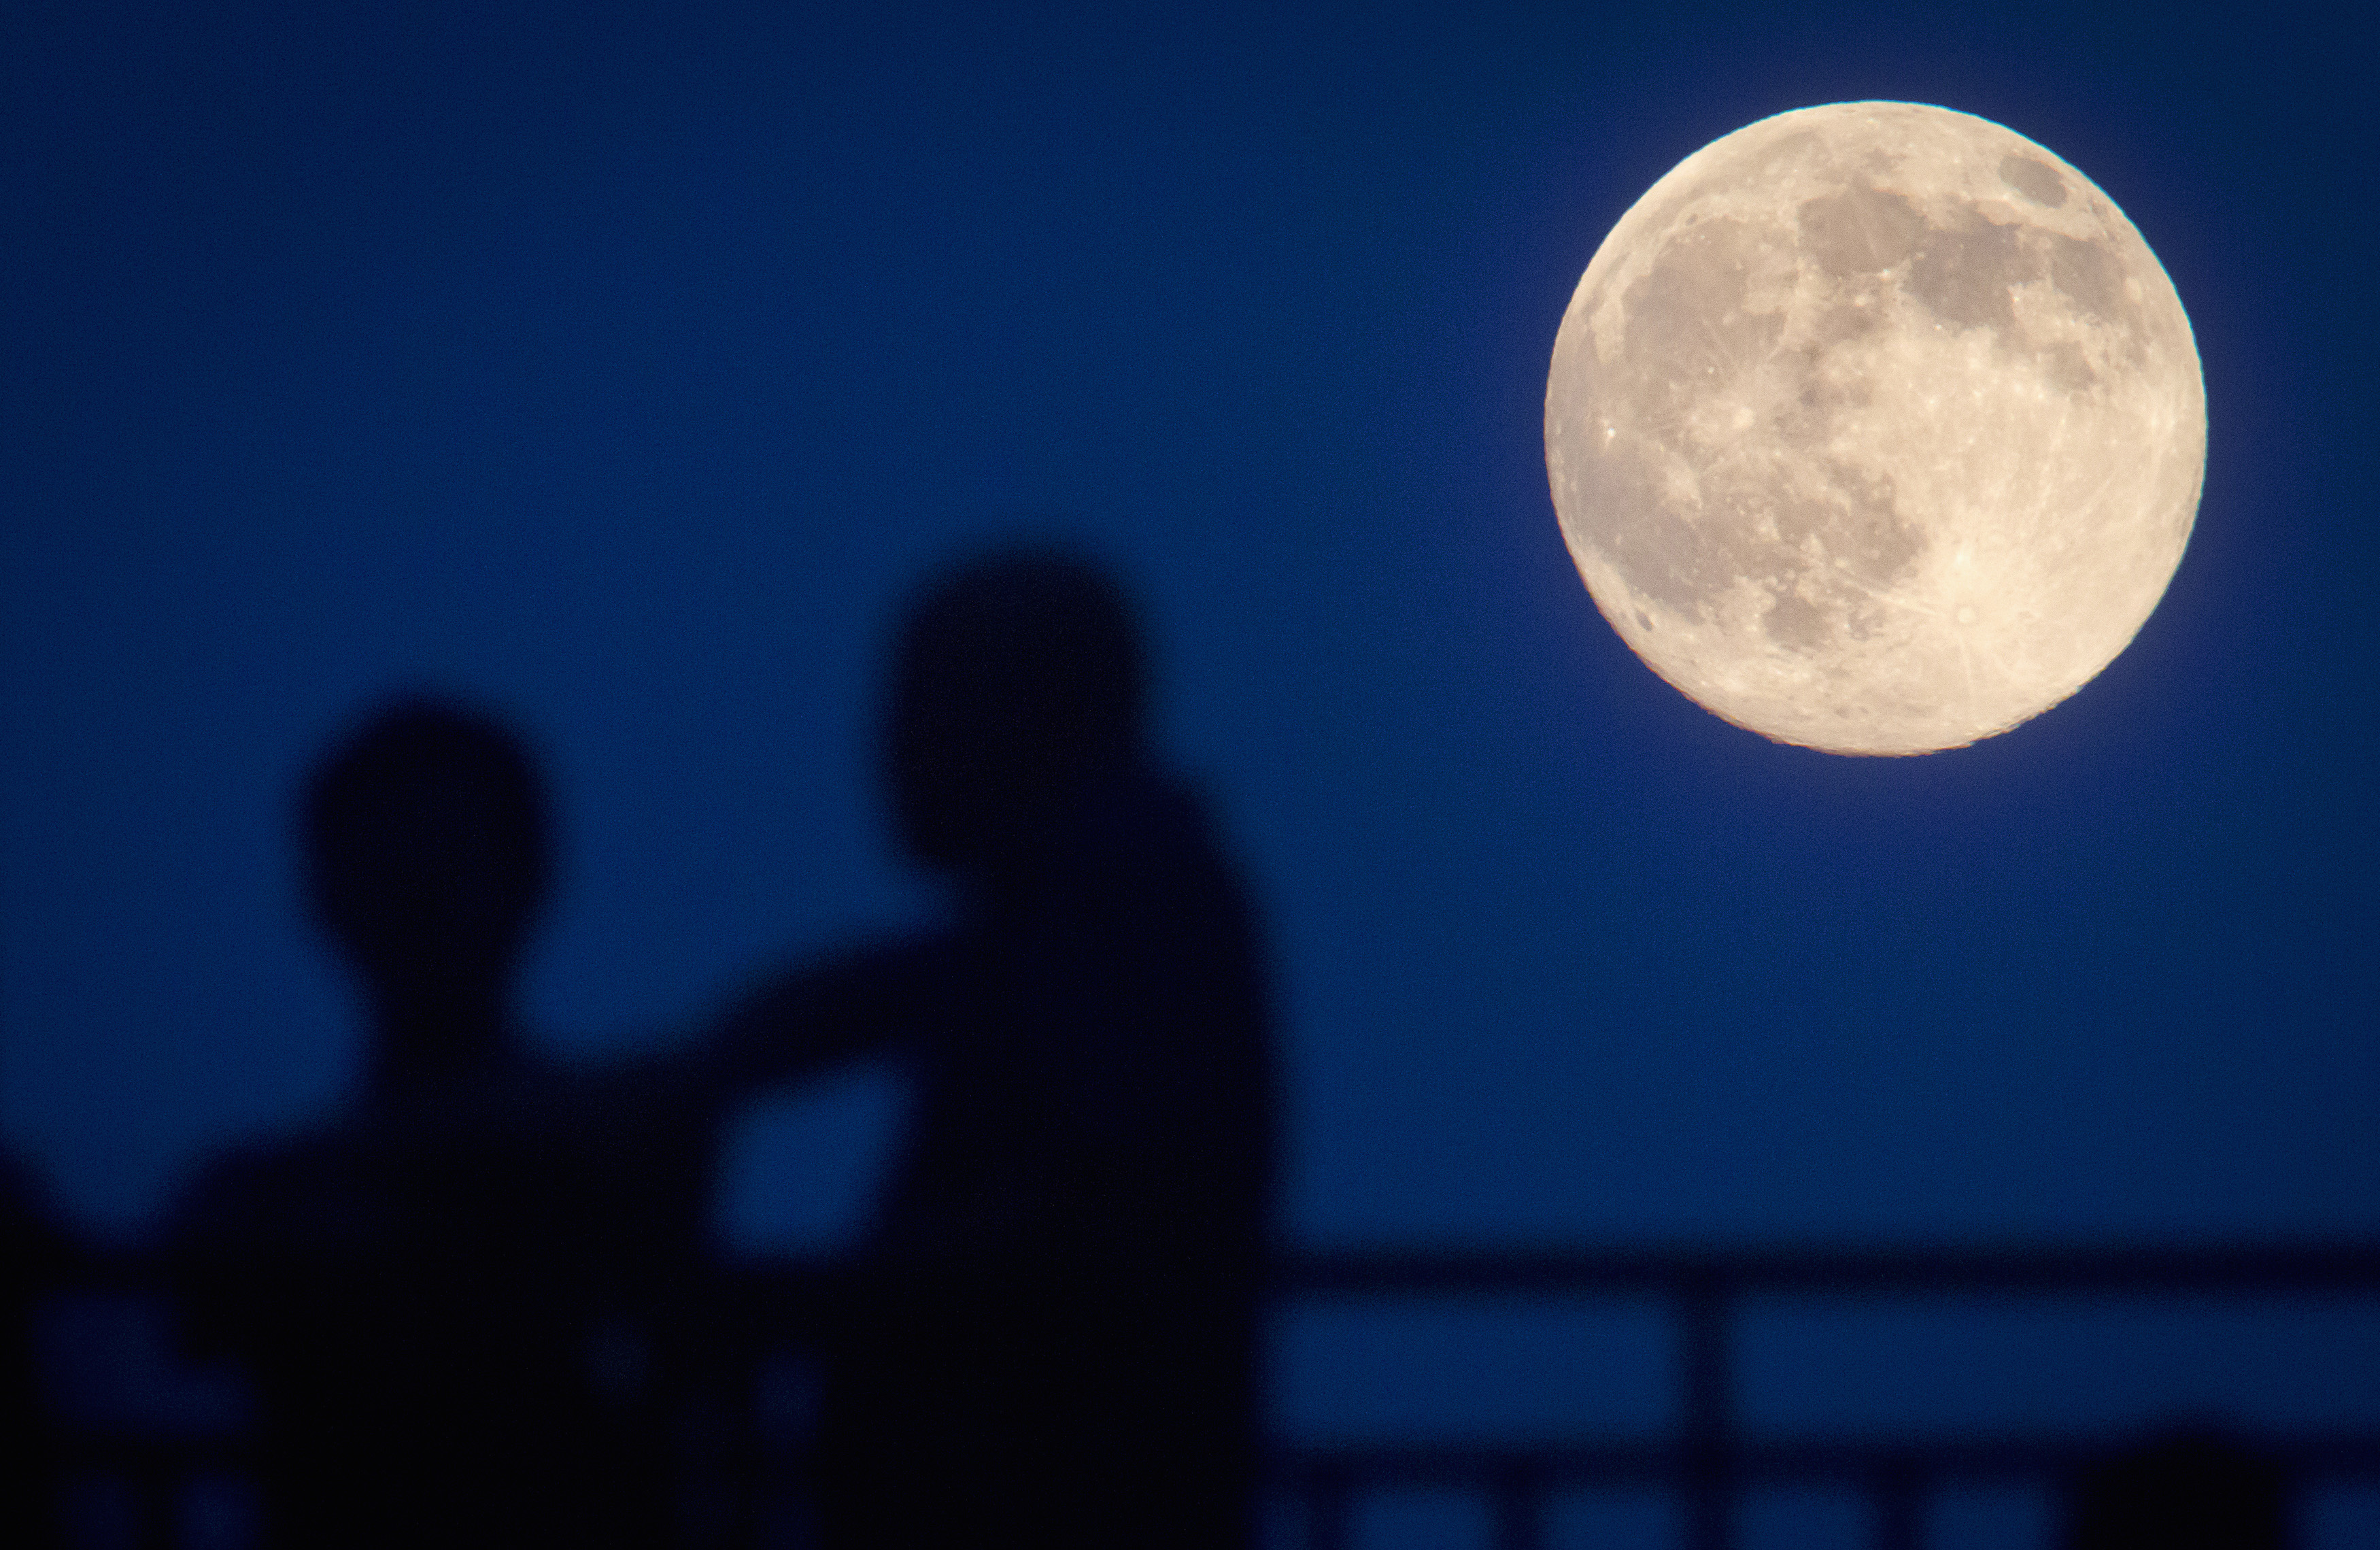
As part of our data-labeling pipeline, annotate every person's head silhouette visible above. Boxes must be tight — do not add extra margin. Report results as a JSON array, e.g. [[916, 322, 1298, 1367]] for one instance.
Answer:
[[884, 545, 1145, 878], [304, 698, 550, 1085]]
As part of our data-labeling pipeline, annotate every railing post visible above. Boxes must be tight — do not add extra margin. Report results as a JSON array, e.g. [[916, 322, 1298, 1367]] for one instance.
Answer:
[[1680, 1267, 1733, 1550], [1871, 1455, 1924, 1550], [1304, 1460, 1351, 1550], [138, 1453, 180, 1550], [1490, 1458, 1546, 1550]]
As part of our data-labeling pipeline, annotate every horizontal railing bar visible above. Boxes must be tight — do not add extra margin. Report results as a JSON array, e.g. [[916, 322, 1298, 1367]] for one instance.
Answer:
[[61, 1240, 2380, 1304], [1274, 1242, 2380, 1297], [1272, 1431, 2380, 1488]]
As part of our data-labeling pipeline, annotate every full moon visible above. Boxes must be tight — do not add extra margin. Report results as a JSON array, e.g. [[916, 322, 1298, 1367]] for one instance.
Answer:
[[1545, 103, 2204, 754]]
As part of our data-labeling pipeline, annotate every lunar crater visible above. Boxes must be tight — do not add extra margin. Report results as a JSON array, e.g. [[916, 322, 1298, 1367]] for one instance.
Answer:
[[1547, 103, 2203, 755]]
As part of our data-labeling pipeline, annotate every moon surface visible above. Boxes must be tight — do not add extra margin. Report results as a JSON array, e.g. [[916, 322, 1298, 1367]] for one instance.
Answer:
[[1545, 103, 2204, 755]]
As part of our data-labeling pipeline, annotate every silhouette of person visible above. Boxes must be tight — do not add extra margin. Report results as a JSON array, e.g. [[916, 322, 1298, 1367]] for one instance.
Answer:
[[2064, 1427, 2290, 1550], [167, 701, 687, 1550], [710, 546, 1278, 1549]]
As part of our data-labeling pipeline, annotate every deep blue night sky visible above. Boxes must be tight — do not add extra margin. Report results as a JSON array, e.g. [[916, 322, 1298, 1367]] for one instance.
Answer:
[[4, 0, 2374, 1294]]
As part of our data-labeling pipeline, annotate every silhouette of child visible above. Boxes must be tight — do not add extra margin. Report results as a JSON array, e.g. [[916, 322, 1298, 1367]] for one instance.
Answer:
[[168, 701, 685, 1549]]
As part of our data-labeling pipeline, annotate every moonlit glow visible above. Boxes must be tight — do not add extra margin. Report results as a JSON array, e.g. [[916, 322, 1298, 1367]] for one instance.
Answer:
[[1545, 102, 2205, 755]]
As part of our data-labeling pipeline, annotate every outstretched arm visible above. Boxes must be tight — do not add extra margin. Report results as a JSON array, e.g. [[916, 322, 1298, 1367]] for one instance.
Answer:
[[707, 934, 957, 1094], [575, 932, 958, 1143]]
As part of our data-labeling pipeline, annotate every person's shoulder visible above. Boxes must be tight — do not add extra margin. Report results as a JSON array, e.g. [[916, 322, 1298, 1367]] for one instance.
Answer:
[[185, 1122, 355, 1202], [1084, 764, 1201, 831], [1057, 766, 1234, 877], [167, 1117, 373, 1258]]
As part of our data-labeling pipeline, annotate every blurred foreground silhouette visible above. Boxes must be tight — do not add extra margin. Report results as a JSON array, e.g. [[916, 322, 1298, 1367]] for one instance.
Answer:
[[166, 702, 694, 1549], [706, 547, 1278, 1547], [154, 546, 1278, 1549]]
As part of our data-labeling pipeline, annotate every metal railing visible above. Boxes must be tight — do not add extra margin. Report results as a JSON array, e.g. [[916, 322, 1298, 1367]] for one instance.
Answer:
[[1268, 1243, 2380, 1550], [43, 1241, 2380, 1549]]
